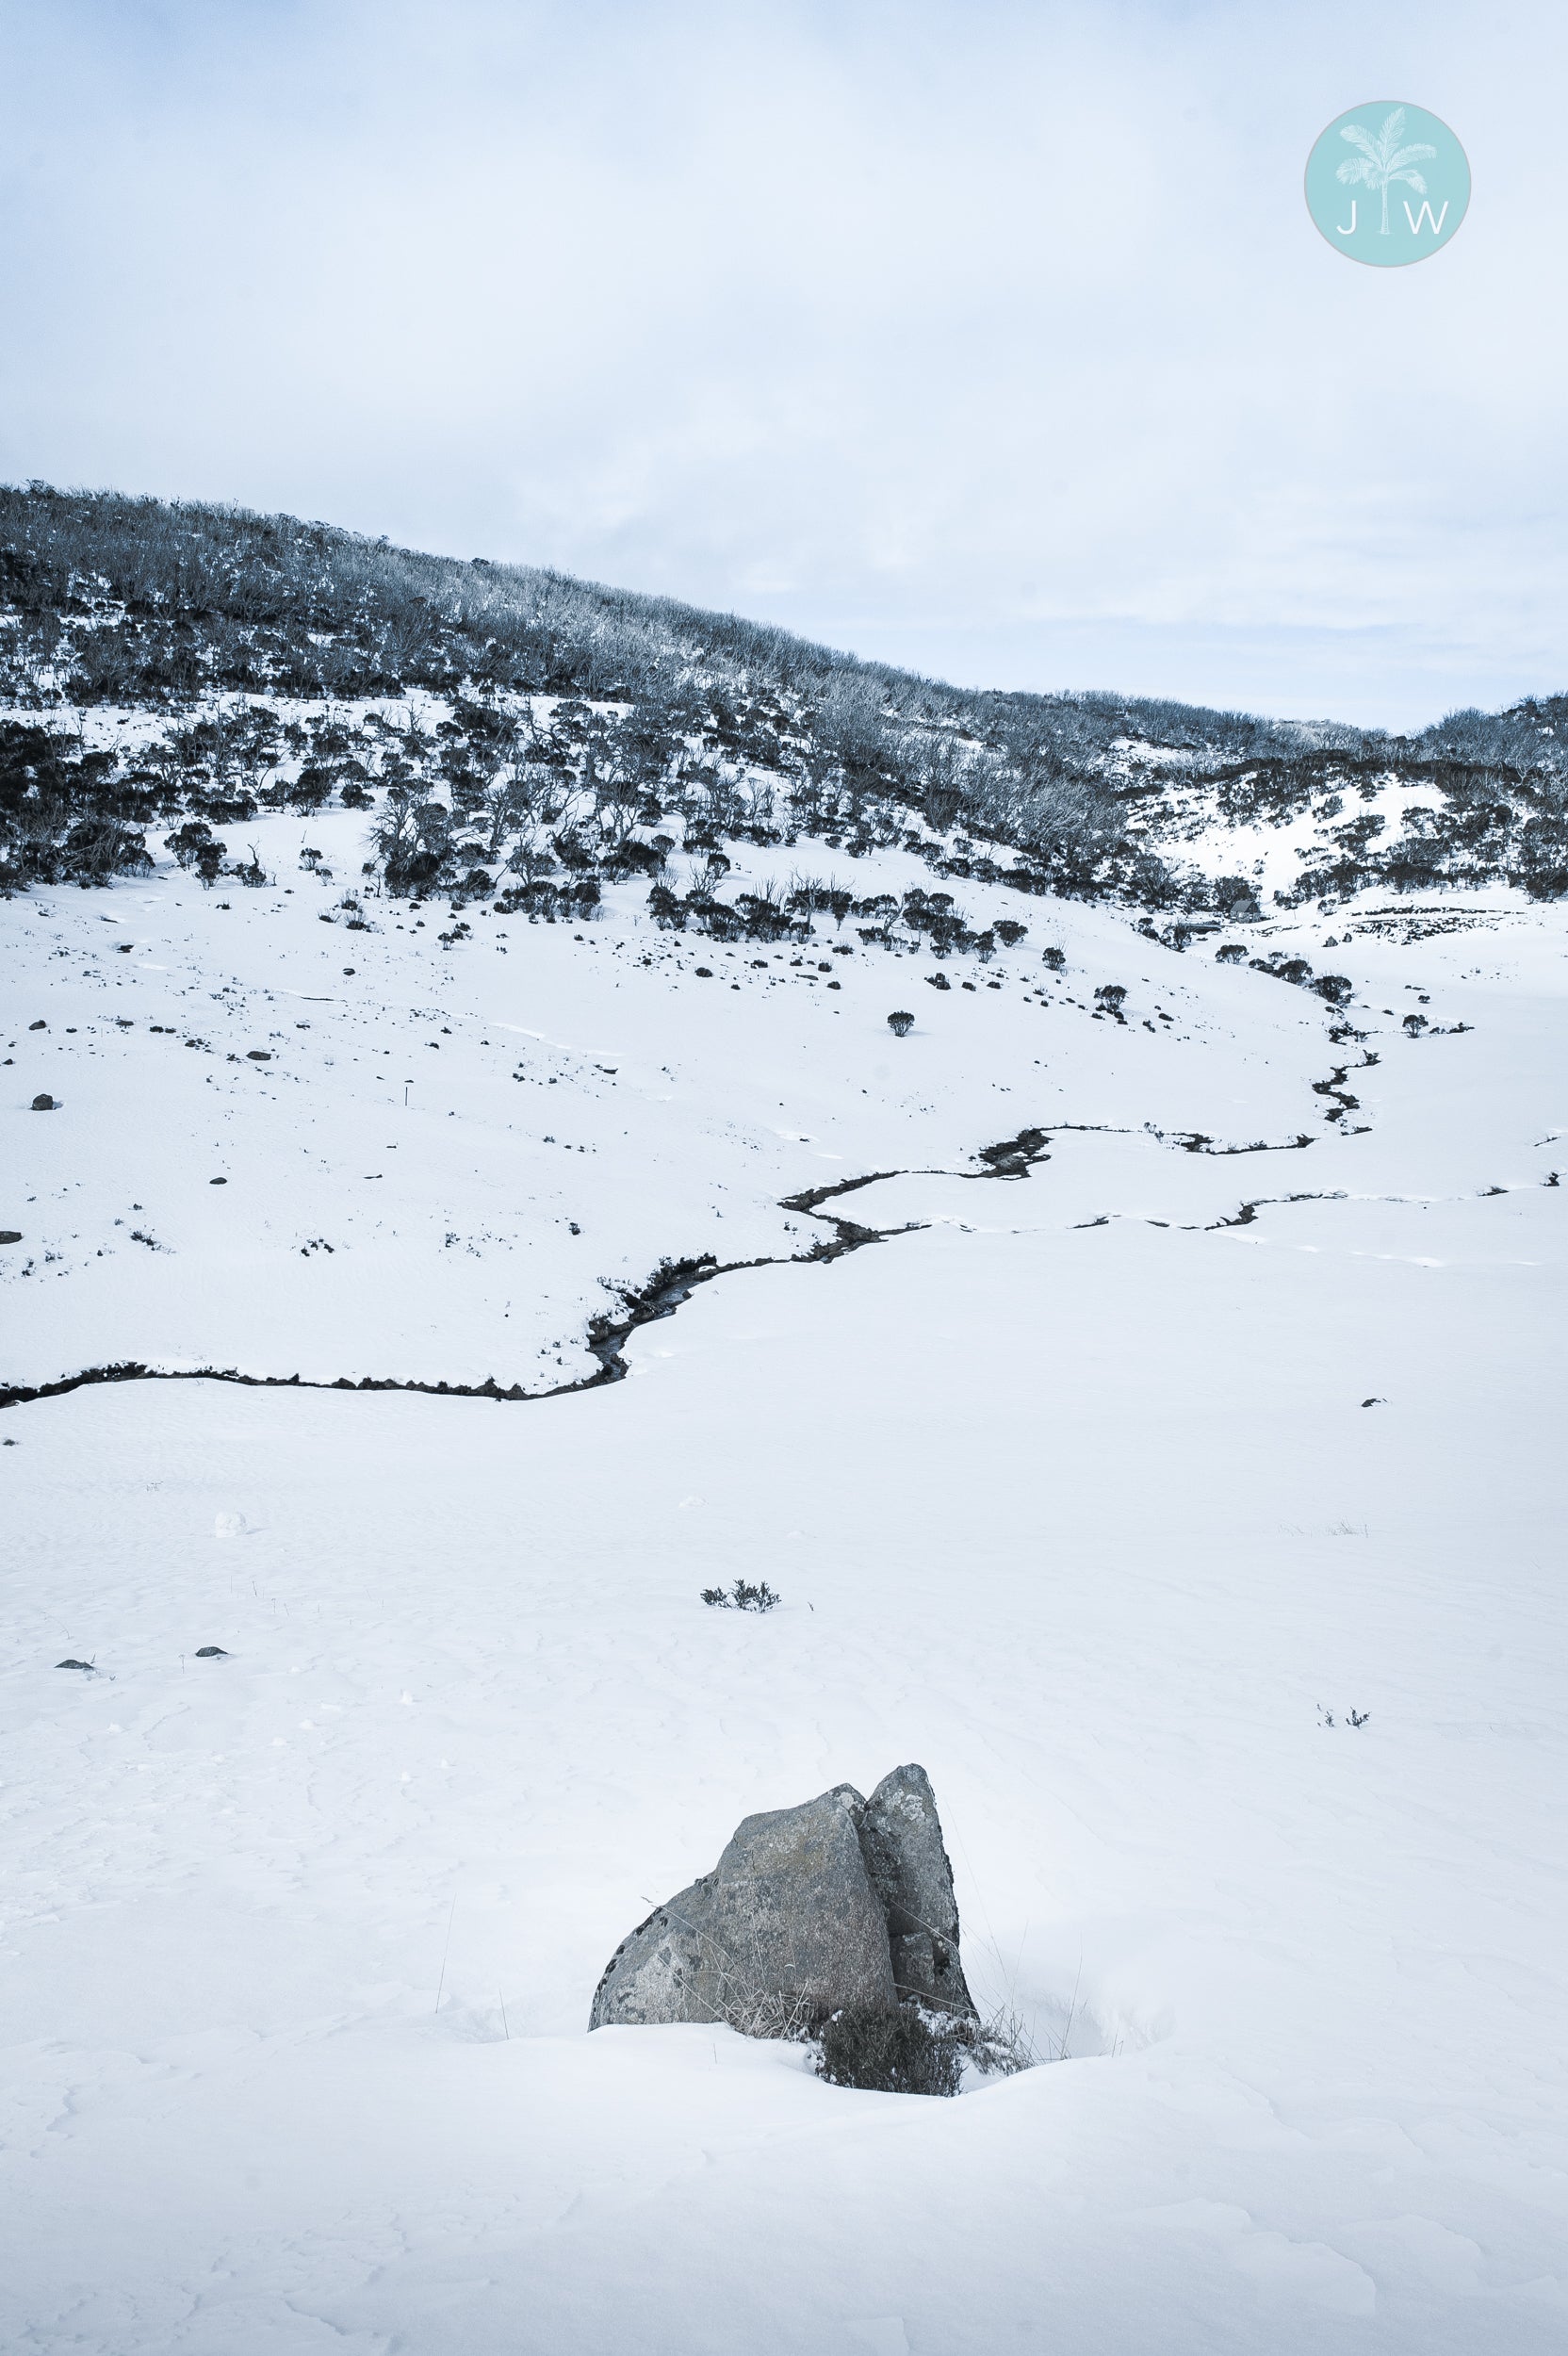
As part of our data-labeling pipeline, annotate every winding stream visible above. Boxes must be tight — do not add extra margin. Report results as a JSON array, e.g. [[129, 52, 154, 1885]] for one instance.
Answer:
[[0, 1050, 1388, 1418]]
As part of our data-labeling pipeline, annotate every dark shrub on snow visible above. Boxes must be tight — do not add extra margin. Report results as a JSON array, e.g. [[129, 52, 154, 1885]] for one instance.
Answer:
[[818, 2004, 962, 2098], [166, 820, 225, 882]]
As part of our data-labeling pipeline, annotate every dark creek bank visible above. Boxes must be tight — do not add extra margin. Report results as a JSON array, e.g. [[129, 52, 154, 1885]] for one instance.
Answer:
[[0, 1063, 1380, 1417]]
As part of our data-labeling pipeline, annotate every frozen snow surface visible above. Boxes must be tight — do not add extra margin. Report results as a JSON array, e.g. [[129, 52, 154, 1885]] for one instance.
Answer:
[[4, 828, 1567, 2353]]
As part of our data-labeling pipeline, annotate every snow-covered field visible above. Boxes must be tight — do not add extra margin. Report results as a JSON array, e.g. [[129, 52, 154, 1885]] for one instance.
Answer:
[[4, 828, 1566, 2353]]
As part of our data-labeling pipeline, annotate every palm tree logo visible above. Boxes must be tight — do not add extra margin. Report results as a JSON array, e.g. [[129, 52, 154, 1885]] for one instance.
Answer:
[[1335, 106, 1437, 234]]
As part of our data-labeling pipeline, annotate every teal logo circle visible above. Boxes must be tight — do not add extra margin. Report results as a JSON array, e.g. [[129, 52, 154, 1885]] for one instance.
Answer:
[[1305, 102, 1470, 265]]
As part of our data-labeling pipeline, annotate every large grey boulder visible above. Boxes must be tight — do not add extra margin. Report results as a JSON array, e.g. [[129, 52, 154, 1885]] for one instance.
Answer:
[[588, 1765, 975, 2033], [858, 1764, 976, 2018], [589, 1782, 895, 2031]]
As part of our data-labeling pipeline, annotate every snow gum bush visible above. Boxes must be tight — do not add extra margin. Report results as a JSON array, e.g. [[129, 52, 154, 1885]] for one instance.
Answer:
[[0, 725, 152, 889], [166, 820, 225, 882]]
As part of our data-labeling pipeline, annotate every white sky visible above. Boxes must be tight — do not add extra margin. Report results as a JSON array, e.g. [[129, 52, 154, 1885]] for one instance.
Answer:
[[2, 0, 1563, 728]]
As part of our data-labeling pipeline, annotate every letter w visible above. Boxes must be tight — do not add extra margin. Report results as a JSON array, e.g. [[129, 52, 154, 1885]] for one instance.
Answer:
[[1403, 199, 1450, 236]]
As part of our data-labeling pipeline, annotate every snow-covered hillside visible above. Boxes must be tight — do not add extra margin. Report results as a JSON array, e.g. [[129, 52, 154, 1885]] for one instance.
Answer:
[[4, 803, 1567, 2351], [9, 486, 1568, 924]]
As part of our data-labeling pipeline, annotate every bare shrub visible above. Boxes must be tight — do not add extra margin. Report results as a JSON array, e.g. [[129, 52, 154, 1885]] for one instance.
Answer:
[[700, 1579, 780, 1612], [946, 2004, 1038, 2077]]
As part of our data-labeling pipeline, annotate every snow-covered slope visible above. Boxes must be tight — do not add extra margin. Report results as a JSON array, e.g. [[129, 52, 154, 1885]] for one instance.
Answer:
[[4, 833, 1567, 2352], [4, 809, 1335, 1397]]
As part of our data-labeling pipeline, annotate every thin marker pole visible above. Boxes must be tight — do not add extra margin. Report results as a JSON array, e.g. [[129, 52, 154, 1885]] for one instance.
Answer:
[[433, 1895, 457, 2020]]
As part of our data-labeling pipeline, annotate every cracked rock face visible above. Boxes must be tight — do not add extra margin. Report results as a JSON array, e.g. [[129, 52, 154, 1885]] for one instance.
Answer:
[[588, 1766, 975, 2031], [858, 1763, 976, 2018]]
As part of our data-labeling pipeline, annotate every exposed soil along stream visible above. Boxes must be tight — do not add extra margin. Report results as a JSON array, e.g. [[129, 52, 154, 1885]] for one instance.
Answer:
[[1205, 1191, 1348, 1233], [1313, 1055, 1378, 1130], [0, 1051, 1390, 1417]]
